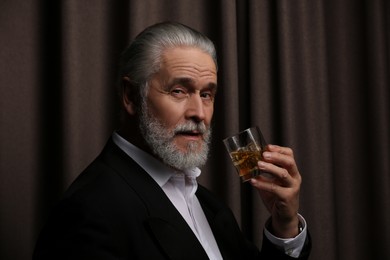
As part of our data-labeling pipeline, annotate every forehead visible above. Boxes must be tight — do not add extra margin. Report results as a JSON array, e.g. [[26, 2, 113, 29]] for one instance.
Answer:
[[159, 47, 217, 79]]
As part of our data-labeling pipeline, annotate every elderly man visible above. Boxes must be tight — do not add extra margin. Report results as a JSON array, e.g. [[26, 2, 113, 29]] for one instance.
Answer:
[[33, 21, 311, 259]]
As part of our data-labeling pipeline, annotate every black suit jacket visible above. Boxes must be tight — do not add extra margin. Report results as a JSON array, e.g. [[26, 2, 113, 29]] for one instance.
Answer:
[[33, 138, 311, 260]]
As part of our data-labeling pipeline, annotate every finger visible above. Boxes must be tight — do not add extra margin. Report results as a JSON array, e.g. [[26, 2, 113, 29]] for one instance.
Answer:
[[262, 150, 299, 177], [250, 176, 288, 196], [266, 144, 294, 156], [251, 174, 301, 202], [258, 161, 293, 186]]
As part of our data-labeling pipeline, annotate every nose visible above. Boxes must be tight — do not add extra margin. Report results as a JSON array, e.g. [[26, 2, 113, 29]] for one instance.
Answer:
[[185, 94, 206, 122]]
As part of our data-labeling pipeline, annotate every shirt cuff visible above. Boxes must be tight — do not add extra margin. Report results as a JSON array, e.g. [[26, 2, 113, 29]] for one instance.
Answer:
[[264, 214, 307, 258]]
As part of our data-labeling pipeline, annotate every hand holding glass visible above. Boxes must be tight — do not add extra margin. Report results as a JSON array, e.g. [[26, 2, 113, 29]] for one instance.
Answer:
[[223, 126, 267, 182]]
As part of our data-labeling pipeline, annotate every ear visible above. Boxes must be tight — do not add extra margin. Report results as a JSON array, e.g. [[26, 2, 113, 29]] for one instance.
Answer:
[[122, 76, 137, 115]]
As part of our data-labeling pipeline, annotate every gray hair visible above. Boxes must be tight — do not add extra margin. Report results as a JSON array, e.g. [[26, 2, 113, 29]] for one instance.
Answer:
[[117, 21, 218, 111]]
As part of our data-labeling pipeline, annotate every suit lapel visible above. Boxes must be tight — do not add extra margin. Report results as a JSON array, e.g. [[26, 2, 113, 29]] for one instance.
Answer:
[[99, 139, 209, 260], [145, 217, 209, 260], [197, 185, 243, 260]]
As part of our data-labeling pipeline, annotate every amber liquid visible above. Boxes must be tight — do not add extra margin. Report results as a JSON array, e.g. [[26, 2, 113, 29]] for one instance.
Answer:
[[230, 149, 263, 181]]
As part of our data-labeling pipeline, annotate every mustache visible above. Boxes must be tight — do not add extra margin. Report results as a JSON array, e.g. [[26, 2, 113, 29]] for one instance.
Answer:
[[174, 121, 208, 135]]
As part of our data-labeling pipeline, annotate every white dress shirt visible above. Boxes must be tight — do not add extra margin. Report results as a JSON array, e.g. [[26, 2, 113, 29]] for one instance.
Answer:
[[112, 132, 307, 259]]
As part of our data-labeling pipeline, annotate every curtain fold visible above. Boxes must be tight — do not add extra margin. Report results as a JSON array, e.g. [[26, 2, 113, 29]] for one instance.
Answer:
[[1, 0, 389, 259]]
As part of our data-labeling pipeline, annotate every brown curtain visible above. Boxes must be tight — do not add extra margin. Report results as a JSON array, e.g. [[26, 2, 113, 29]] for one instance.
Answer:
[[1, 0, 389, 259]]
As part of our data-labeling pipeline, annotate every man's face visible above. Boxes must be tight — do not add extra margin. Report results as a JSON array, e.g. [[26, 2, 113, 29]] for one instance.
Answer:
[[140, 47, 217, 170]]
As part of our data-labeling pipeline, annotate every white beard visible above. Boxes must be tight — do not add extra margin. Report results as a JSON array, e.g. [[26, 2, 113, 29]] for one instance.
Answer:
[[139, 101, 211, 171]]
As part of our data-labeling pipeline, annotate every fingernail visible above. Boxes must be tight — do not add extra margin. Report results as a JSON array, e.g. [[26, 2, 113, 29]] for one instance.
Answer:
[[258, 161, 266, 169], [263, 152, 271, 159]]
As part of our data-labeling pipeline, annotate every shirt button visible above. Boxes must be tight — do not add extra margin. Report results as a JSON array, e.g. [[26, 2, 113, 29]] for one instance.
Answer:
[[286, 249, 293, 255]]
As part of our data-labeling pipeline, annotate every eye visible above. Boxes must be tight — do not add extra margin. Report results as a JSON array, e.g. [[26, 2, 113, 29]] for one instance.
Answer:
[[170, 87, 188, 99], [200, 90, 215, 102]]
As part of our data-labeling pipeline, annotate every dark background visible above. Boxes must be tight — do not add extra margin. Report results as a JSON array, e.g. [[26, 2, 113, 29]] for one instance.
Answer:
[[1, 0, 389, 259]]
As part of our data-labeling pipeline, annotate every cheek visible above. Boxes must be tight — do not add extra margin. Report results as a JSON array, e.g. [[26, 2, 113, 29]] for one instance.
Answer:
[[205, 106, 214, 124], [148, 100, 183, 126]]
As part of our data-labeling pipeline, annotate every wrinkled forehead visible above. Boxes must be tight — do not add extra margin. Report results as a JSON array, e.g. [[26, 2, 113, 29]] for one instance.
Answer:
[[159, 47, 217, 78]]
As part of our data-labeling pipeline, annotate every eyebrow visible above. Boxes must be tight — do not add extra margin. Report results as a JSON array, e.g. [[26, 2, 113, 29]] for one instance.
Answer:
[[168, 77, 218, 91]]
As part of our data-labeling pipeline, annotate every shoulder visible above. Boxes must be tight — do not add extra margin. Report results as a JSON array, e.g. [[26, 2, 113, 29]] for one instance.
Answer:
[[62, 138, 153, 207]]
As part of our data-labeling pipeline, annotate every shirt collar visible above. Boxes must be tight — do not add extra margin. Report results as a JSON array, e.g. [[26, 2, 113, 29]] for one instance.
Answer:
[[112, 131, 201, 187]]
